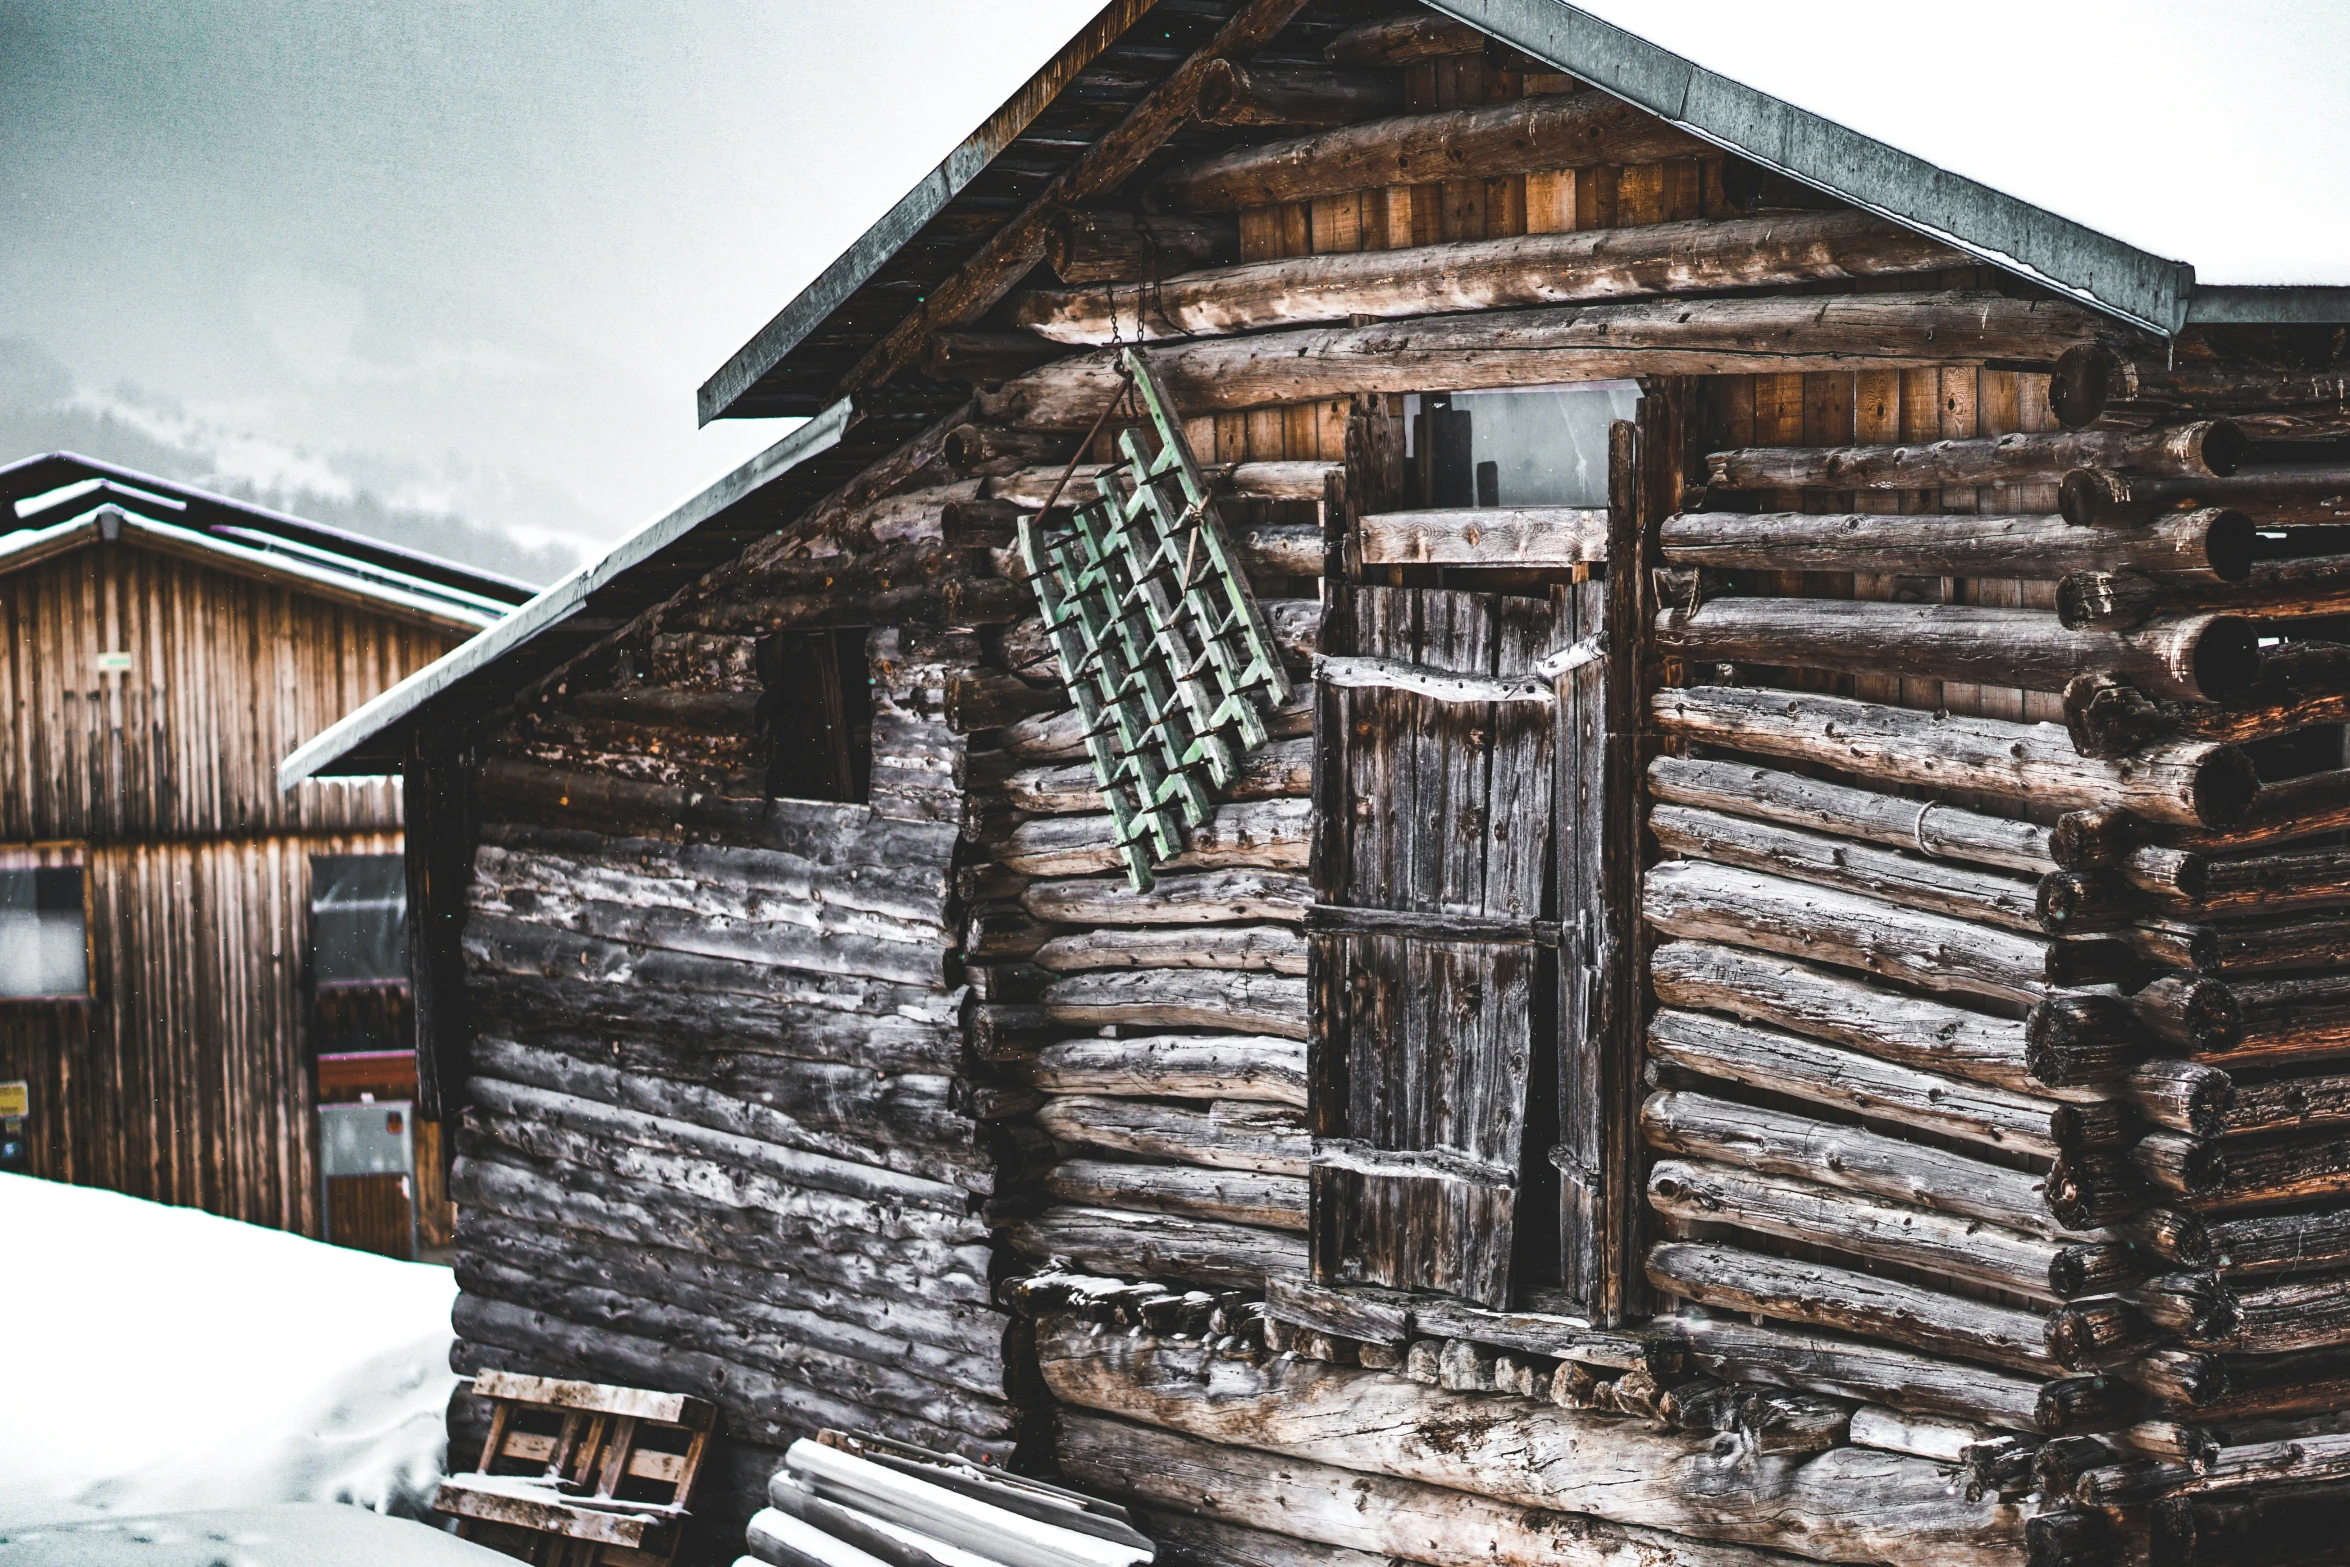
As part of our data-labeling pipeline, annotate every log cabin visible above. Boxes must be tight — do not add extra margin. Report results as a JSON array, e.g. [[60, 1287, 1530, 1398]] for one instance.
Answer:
[[281, 4, 2350, 1562], [0, 452, 534, 1255]]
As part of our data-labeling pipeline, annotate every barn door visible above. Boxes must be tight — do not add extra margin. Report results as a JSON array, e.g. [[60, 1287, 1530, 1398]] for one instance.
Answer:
[[1307, 585, 1565, 1308]]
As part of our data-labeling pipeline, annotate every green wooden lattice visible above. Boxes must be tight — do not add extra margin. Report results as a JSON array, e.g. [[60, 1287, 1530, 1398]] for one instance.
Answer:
[[1016, 349, 1295, 890]]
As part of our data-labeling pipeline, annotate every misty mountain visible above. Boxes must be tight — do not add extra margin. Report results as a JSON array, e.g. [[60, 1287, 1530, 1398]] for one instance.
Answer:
[[0, 337, 579, 587]]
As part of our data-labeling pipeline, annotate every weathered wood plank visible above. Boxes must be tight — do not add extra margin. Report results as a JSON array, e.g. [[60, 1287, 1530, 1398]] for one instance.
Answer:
[[1029, 1035, 1308, 1105], [1009, 1205, 1306, 1287], [1035, 1094, 1308, 1177]]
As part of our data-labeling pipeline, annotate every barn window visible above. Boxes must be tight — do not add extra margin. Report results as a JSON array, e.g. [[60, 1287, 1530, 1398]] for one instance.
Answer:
[[764, 628, 873, 804], [1414, 382, 1639, 508], [0, 864, 88, 1000], [310, 855, 409, 987]]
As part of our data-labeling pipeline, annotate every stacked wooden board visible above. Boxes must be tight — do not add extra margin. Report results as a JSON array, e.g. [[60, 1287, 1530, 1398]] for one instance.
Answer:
[[743, 1432, 1152, 1567]]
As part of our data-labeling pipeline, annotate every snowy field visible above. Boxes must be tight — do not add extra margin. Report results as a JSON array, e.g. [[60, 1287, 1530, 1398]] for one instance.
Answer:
[[0, 1174, 459, 1527]]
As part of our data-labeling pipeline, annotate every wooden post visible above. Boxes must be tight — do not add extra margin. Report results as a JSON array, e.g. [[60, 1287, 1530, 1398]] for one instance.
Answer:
[[405, 731, 477, 1127]]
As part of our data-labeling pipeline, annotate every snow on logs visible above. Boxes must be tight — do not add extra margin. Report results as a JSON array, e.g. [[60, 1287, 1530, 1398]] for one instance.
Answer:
[[1010, 210, 1967, 344], [977, 292, 2116, 428]]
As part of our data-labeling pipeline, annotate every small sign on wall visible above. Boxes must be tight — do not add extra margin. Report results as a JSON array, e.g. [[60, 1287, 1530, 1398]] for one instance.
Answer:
[[0, 1079, 27, 1173], [94, 651, 132, 674]]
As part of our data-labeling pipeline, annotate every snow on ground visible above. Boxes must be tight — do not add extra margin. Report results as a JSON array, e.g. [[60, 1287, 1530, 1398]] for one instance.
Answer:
[[0, 1503, 507, 1565], [0, 1174, 459, 1527]]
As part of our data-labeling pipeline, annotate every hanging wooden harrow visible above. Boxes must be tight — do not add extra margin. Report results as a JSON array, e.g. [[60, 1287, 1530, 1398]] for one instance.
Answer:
[[1016, 348, 1294, 889]]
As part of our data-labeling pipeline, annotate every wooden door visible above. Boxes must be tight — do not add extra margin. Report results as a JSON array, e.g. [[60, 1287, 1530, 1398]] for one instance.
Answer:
[[1307, 585, 1564, 1308]]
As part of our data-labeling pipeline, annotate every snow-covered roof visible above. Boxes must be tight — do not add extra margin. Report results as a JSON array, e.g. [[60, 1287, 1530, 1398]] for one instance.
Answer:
[[1444, 0, 2350, 331]]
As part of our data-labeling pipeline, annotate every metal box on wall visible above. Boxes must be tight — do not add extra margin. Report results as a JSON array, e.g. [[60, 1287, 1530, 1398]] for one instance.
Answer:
[[319, 1099, 415, 1260]]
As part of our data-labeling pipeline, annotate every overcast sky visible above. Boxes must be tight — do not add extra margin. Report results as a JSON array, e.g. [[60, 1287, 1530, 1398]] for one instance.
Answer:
[[0, 1, 1100, 580]]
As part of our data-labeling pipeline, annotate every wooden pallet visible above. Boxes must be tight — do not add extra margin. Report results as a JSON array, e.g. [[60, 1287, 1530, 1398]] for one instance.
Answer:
[[434, 1370, 715, 1566]]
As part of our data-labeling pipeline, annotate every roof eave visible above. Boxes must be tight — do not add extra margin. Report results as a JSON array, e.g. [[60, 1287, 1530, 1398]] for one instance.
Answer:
[[1434, 0, 2206, 337], [277, 395, 856, 789]]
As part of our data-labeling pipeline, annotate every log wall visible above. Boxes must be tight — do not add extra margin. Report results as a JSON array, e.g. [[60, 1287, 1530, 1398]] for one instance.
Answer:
[[432, 4, 2350, 1564]]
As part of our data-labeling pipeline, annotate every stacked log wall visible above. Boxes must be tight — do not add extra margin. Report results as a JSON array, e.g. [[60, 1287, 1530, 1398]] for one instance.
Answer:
[[445, 477, 1044, 1555], [1648, 352, 2350, 1559]]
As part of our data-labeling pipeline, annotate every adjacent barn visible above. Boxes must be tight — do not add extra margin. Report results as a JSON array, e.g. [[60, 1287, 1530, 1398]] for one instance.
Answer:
[[284, 4, 2350, 1563], [0, 453, 533, 1253]]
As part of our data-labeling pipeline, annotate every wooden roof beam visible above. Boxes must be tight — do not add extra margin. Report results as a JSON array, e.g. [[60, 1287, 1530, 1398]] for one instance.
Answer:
[[832, 0, 1314, 402]]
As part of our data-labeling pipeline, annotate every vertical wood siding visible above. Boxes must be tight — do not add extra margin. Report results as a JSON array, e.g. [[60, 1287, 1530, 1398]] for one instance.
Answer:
[[0, 541, 458, 1232]]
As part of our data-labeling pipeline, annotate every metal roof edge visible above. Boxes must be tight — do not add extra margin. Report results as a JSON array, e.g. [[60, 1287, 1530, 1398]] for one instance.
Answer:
[[2187, 286, 2350, 326], [1429, 0, 2197, 336], [696, 0, 1149, 426], [278, 396, 855, 789]]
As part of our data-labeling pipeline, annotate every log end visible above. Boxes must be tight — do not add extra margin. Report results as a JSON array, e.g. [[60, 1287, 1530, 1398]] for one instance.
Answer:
[[2051, 343, 2126, 430], [2188, 615, 2262, 705], [2202, 508, 2257, 583], [2187, 744, 2261, 831], [2198, 419, 2250, 479], [2059, 467, 2132, 527], [2172, 978, 2246, 1055]]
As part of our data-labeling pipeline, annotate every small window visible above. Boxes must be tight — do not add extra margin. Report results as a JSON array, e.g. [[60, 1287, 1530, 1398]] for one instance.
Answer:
[[765, 628, 873, 803], [310, 855, 408, 988], [1416, 382, 1639, 509], [0, 866, 86, 1000]]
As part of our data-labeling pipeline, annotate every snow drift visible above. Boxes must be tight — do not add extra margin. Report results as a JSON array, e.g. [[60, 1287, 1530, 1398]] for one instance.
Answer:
[[0, 1173, 459, 1525]]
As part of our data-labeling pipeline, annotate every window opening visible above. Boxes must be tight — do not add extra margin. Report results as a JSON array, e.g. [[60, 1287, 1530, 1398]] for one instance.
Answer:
[[0, 865, 87, 1000], [765, 628, 873, 804], [1420, 382, 1639, 508]]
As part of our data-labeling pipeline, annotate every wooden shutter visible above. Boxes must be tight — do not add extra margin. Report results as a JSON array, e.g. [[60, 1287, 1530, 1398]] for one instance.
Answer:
[[1307, 585, 1563, 1308]]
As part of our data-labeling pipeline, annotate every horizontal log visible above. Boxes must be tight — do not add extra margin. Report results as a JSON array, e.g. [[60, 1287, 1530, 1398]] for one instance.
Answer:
[[1154, 91, 1705, 211], [1059, 1412, 1814, 1567], [984, 461, 1338, 507], [1003, 686, 1313, 760], [2024, 981, 2243, 1085], [2049, 343, 2350, 429], [1323, 11, 1487, 64], [1649, 755, 2055, 875], [2124, 908, 2350, 978], [1650, 801, 2044, 935], [1013, 211, 1964, 343], [1044, 1159, 1307, 1232], [472, 1034, 983, 1189], [999, 799, 1312, 877], [476, 756, 962, 858], [981, 292, 2115, 429], [1662, 1313, 2110, 1436], [1035, 1094, 1308, 1177], [478, 821, 952, 926], [1662, 507, 2252, 583], [461, 1079, 982, 1225], [1662, 598, 2257, 704], [1009, 1205, 1305, 1288], [1647, 1242, 2066, 1376], [2059, 556, 2350, 633], [2132, 1345, 2350, 1421], [1005, 739, 1311, 814], [1706, 422, 2247, 490], [1042, 968, 1308, 1038], [1046, 210, 1235, 285], [1194, 59, 1401, 129], [2151, 1477, 2350, 1567], [455, 1254, 1008, 1417], [1639, 1088, 2093, 1239], [2061, 464, 2350, 528], [1022, 869, 1312, 926], [2149, 1127, 2350, 1212], [2156, 1202, 2350, 1284], [1029, 1035, 1307, 1105], [1653, 685, 2256, 829], [2067, 644, 2350, 760], [467, 966, 961, 1073], [2147, 1268, 2350, 1356], [1033, 1317, 2029, 1565], [1648, 941, 2065, 1099], [1646, 1007, 2111, 1156], [1357, 505, 1606, 566], [1645, 858, 2137, 1007], [462, 915, 960, 1027], [1649, 1159, 2140, 1303], [452, 1154, 999, 1327], [454, 1297, 1008, 1455]]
